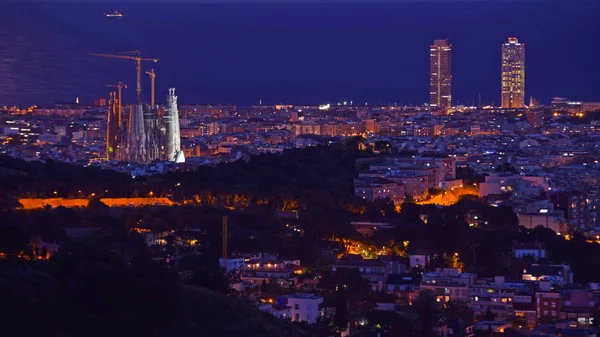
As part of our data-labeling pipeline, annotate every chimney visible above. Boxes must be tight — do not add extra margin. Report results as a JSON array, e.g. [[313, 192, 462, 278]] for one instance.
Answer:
[[222, 215, 228, 260]]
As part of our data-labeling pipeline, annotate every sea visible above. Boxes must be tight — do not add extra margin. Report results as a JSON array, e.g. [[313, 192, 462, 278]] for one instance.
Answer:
[[0, 1, 599, 107]]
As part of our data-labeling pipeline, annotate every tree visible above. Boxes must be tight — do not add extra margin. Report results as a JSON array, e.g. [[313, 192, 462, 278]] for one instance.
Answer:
[[0, 266, 59, 336], [0, 191, 21, 211], [0, 225, 30, 259], [444, 300, 474, 323], [466, 239, 482, 272], [373, 140, 393, 153], [364, 310, 417, 337], [5, 133, 24, 146], [456, 166, 475, 180], [412, 290, 440, 337], [52, 235, 183, 336], [189, 268, 230, 294], [40, 246, 48, 259], [318, 269, 370, 301], [86, 195, 108, 210], [261, 279, 268, 293], [366, 197, 397, 218], [591, 306, 600, 331], [495, 163, 518, 174], [333, 285, 349, 333], [313, 255, 333, 274]]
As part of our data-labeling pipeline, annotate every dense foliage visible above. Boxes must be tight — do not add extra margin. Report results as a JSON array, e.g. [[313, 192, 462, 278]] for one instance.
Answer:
[[0, 232, 182, 337]]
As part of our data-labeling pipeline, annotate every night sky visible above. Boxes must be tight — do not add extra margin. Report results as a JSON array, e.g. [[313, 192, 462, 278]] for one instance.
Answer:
[[0, 0, 599, 106]]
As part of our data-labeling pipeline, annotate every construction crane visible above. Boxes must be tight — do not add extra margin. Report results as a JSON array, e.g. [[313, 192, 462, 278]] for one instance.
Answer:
[[105, 81, 127, 126], [90, 51, 158, 104], [145, 69, 156, 106]]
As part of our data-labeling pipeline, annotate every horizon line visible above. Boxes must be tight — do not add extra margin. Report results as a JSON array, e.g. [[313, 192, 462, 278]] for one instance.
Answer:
[[4, 0, 585, 3]]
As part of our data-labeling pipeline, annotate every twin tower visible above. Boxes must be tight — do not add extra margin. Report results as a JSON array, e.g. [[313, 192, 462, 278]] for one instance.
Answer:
[[107, 88, 184, 164], [430, 37, 525, 109]]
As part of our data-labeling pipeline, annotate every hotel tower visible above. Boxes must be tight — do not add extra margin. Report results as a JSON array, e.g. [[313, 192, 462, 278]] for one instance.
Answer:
[[501, 37, 525, 108], [429, 39, 452, 108]]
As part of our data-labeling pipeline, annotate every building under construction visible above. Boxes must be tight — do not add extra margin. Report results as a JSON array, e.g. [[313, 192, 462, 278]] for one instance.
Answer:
[[106, 88, 184, 164]]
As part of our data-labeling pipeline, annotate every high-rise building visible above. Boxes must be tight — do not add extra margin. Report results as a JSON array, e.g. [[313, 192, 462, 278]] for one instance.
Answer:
[[429, 39, 452, 108], [502, 37, 525, 108]]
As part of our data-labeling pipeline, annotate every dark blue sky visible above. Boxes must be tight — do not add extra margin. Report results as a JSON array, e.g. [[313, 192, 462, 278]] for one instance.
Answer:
[[0, 0, 599, 106]]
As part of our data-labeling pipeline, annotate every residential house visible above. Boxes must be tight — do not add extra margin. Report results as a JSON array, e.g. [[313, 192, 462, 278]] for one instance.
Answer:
[[468, 276, 534, 321], [513, 243, 547, 261], [522, 264, 573, 285], [219, 257, 246, 273], [480, 173, 548, 198], [561, 290, 595, 326], [386, 273, 421, 302], [532, 321, 598, 337], [354, 177, 406, 205], [536, 288, 562, 324], [240, 260, 302, 285], [409, 249, 438, 269], [331, 255, 390, 291], [420, 268, 475, 303], [469, 276, 515, 320], [514, 293, 537, 328], [390, 173, 429, 201], [259, 303, 292, 320], [277, 293, 324, 324], [472, 321, 512, 333], [517, 211, 565, 233], [351, 221, 394, 238]]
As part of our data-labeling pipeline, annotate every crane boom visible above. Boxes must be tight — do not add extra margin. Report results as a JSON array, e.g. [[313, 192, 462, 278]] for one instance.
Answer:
[[90, 51, 158, 104], [89, 53, 159, 62]]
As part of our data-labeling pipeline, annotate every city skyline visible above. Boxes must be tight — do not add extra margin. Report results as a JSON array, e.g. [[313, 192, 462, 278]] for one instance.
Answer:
[[3, 2, 600, 337], [48, 36, 534, 110], [1, 2, 598, 107]]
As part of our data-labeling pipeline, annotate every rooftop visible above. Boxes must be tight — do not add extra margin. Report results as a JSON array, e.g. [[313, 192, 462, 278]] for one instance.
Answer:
[[387, 273, 421, 285], [286, 293, 322, 300]]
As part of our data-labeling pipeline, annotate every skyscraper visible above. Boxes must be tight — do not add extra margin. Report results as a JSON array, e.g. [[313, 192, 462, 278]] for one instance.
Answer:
[[429, 39, 452, 108], [501, 37, 525, 108]]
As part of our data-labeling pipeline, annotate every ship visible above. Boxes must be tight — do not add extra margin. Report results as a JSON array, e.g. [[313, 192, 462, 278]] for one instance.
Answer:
[[104, 11, 123, 18]]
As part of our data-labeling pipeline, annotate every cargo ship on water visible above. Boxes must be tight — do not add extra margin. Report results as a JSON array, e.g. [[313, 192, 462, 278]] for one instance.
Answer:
[[104, 11, 123, 18]]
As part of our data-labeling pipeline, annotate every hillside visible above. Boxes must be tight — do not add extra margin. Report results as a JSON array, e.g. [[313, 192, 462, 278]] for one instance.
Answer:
[[163, 285, 309, 337]]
